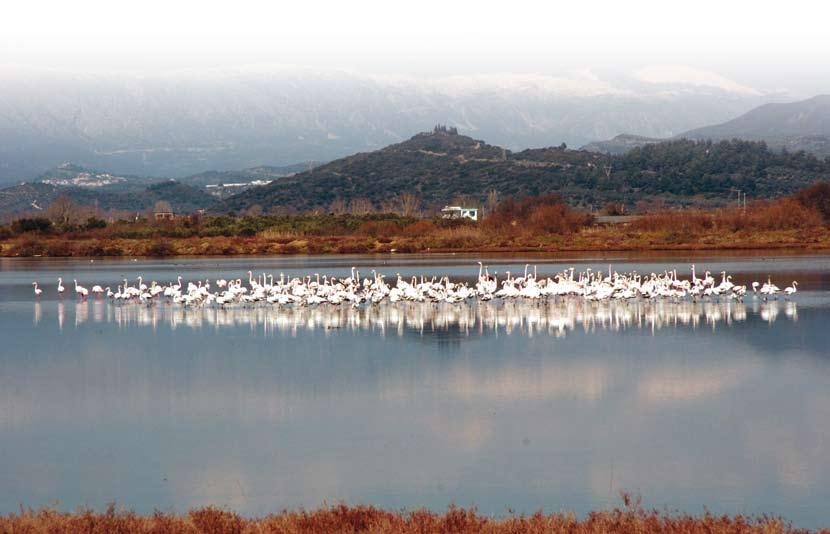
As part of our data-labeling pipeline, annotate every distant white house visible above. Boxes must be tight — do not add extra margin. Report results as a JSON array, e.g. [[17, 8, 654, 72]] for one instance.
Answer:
[[441, 205, 478, 221]]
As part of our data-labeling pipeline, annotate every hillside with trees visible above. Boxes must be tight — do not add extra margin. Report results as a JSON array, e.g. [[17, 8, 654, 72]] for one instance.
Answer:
[[220, 127, 830, 214], [682, 95, 830, 157], [0, 180, 217, 221]]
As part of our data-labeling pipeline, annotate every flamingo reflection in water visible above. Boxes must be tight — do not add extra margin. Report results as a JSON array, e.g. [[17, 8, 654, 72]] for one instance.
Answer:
[[44, 298, 798, 338]]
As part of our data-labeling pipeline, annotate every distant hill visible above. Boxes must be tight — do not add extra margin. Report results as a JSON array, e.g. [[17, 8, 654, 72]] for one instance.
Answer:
[[5, 129, 829, 219], [682, 95, 830, 157], [31, 161, 318, 189], [582, 95, 830, 158], [683, 95, 830, 140], [37, 163, 148, 188], [580, 134, 663, 155], [0, 162, 314, 218], [178, 163, 321, 199], [0, 67, 769, 184], [177, 163, 321, 188], [219, 127, 830, 213], [0, 179, 218, 219]]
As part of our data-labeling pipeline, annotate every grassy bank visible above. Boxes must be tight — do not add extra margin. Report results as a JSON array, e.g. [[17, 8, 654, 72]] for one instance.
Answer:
[[3, 185, 829, 257], [2, 225, 830, 257], [0, 498, 818, 534]]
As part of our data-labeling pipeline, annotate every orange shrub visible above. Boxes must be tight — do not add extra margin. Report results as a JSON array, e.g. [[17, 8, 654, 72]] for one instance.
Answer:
[[402, 219, 437, 237], [356, 220, 402, 238], [719, 199, 822, 231], [793, 181, 830, 223], [528, 203, 593, 234], [604, 202, 627, 216], [486, 194, 592, 235], [631, 209, 714, 233], [431, 226, 485, 248], [633, 199, 823, 234]]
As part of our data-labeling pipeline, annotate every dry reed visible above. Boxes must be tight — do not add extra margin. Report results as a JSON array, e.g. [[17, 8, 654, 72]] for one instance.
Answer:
[[0, 496, 820, 534]]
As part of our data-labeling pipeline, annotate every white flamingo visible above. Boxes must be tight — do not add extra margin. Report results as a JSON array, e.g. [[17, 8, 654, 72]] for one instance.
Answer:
[[32, 282, 43, 297], [35, 264, 797, 310], [74, 279, 89, 298], [760, 277, 780, 300]]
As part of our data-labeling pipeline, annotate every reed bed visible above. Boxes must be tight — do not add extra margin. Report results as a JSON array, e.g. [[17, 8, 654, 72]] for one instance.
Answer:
[[0, 497, 821, 534], [3, 184, 830, 257], [631, 200, 823, 234]]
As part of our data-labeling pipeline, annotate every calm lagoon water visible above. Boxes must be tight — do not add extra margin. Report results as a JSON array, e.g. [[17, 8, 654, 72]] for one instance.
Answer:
[[0, 253, 829, 527]]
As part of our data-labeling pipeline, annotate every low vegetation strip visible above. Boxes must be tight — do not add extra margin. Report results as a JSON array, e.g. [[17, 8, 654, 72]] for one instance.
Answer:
[[2, 184, 829, 257], [0, 498, 822, 534]]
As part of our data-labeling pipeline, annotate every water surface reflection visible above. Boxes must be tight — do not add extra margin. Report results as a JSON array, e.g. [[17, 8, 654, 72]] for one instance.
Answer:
[[37, 298, 798, 337], [1, 256, 829, 529]]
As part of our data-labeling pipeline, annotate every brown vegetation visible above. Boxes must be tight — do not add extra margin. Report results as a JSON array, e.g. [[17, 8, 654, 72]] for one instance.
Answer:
[[3, 185, 830, 258], [793, 182, 830, 223], [0, 496, 821, 534], [604, 202, 627, 216], [631, 200, 823, 234], [484, 194, 593, 235]]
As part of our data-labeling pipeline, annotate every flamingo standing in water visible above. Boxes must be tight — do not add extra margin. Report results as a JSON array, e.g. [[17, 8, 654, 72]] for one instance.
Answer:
[[760, 277, 780, 301], [784, 281, 798, 299], [74, 280, 89, 299], [33, 263, 799, 309], [32, 282, 42, 297]]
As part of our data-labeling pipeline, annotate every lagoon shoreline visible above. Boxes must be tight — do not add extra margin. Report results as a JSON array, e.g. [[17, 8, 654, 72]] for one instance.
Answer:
[[3, 227, 830, 258]]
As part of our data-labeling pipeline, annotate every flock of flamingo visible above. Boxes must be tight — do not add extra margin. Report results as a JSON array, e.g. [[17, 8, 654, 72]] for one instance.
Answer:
[[30, 263, 798, 307]]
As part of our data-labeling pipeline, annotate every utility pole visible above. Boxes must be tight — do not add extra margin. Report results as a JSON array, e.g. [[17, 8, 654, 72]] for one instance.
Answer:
[[729, 188, 742, 208]]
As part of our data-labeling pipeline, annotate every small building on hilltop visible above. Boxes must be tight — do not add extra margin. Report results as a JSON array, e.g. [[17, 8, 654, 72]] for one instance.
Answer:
[[441, 205, 478, 221]]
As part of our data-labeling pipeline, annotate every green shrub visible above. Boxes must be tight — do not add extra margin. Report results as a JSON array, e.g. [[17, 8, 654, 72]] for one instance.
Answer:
[[84, 217, 107, 230], [11, 217, 52, 234]]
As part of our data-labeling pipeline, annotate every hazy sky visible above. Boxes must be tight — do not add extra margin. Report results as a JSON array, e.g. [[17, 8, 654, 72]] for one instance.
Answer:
[[2, 0, 829, 94]]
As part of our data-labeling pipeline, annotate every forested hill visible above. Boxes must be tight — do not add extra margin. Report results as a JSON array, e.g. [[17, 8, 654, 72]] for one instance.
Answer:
[[0, 180, 217, 218], [219, 128, 830, 213], [682, 95, 830, 157]]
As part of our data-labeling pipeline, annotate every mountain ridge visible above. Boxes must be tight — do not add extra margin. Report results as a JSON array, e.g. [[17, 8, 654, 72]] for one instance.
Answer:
[[582, 95, 830, 157], [0, 68, 771, 183], [218, 128, 830, 214]]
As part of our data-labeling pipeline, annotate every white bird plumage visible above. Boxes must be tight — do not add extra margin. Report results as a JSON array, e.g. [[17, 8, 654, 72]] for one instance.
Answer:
[[36, 266, 797, 312]]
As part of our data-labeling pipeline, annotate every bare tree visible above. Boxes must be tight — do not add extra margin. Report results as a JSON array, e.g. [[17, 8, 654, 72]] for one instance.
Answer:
[[243, 204, 263, 217], [450, 194, 473, 208], [153, 200, 173, 214], [486, 189, 499, 216], [268, 205, 292, 216], [46, 196, 78, 225], [396, 192, 422, 217], [329, 197, 347, 215], [349, 198, 373, 215], [379, 199, 396, 213]]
